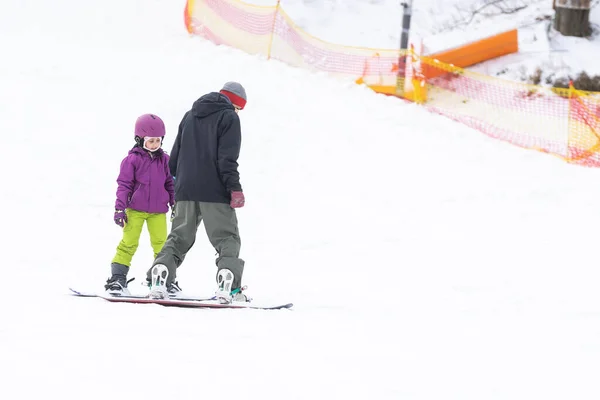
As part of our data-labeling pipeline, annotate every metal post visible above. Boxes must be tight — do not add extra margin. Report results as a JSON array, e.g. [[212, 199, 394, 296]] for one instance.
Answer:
[[396, 0, 413, 96], [399, 0, 413, 51]]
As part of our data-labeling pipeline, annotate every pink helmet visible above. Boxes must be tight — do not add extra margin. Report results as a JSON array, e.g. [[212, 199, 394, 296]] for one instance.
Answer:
[[134, 114, 165, 139]]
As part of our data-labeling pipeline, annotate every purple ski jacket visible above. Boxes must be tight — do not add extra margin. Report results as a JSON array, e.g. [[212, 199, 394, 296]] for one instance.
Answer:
[[115, 147, 175, 214]]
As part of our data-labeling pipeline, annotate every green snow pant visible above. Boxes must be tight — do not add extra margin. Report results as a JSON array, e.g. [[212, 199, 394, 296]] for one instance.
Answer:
[[148, 201, 244, 289], [112, 209, 168, 267]]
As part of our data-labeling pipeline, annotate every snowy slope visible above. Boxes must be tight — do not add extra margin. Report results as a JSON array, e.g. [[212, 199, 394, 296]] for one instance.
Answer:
[[2, 0, 600, 399]]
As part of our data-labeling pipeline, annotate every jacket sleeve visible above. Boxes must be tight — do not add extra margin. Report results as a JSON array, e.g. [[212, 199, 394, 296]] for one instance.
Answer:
[[163, 154, 175, 206], [217, 111, 243, 192], [115, 155, 136, 210], [169, 113, 187, 177]]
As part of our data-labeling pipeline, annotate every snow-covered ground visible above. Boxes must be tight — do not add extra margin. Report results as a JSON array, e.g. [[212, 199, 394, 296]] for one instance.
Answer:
[[249, 0, 600, 85], [2, 0, 600, 399]]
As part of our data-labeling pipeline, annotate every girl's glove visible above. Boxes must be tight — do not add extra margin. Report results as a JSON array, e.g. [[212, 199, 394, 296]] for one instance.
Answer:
[[114, 210, 127, 227]]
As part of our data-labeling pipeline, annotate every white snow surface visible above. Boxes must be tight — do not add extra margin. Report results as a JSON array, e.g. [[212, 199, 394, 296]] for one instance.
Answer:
[[2, 0, 600, 399]]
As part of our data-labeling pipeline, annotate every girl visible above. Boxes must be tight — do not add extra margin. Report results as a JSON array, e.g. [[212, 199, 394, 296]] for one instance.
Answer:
[[105, 114, 175, 295]]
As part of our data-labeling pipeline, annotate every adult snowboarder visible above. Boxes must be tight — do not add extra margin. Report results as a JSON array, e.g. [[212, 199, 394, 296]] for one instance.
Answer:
[[147, 82, 247, 303]]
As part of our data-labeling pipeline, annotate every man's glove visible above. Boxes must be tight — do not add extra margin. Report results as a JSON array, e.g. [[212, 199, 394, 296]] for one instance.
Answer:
[[230, 191, 245, 208], [114, 210, 127, 227]]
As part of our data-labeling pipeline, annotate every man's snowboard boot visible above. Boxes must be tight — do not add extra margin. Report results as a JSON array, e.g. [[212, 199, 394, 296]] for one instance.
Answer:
[[216, 269, 248, 304], [146, 264, 182, 299], [148, 264, 169, 299], [104, 263, 131, 296]]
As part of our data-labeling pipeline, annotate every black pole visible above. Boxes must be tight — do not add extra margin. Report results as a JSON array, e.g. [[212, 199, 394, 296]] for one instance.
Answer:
[[400, 0, 413, 51], [396, 0, 413, 96]]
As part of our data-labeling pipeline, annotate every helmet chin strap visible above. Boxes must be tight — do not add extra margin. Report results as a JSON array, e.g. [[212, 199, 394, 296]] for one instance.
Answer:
[[143, 137, 162, 152]]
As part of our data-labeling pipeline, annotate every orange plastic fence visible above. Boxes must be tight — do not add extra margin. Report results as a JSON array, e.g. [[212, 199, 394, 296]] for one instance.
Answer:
[[185, 0, 600, 167], [568, 88, 600, 165], [185, 0, 402, 78]]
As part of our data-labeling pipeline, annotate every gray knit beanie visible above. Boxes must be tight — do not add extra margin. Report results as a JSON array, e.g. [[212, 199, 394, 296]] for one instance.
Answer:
[[220, 82, 247, 109]]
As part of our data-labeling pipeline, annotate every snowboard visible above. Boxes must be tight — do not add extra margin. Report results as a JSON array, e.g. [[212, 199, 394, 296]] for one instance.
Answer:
[[69, 288, 293, 310]]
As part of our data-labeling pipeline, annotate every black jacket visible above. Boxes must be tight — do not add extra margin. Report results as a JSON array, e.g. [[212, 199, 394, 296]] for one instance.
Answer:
[[169, 92, 242, 203]]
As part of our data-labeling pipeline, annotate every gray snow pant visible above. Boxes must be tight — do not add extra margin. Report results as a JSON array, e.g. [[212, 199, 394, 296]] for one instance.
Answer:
[[147, 201, 244, 289]]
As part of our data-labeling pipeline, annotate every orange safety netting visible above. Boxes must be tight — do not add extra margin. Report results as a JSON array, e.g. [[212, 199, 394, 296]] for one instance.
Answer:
[[568, 88, 600, 166], [185, 0, 600, 167], [185, 0, 402, 79]]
